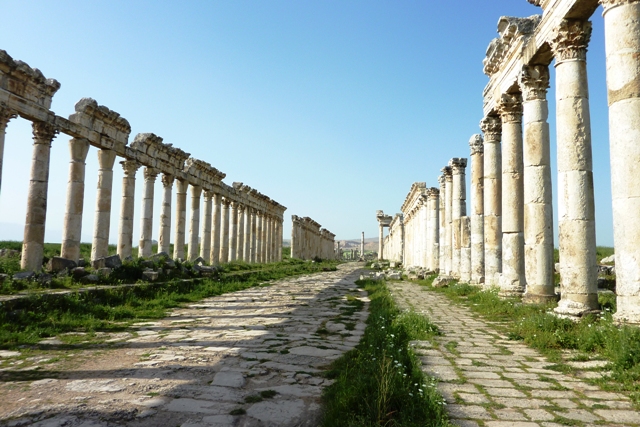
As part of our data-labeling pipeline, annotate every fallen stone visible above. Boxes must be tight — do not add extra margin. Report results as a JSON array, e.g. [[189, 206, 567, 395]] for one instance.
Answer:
[[600, 254, 615, 264], [46, 257, 77, 273], [13, 271, 35, 280], [80, 274, 99, 284], [0, 350, 21, 357], [91, 254, 122, 269], [142, 270, 159, 281], [193, 257, 206, 265], [72, 267, 89, 280], [433, 276, 454, 288]]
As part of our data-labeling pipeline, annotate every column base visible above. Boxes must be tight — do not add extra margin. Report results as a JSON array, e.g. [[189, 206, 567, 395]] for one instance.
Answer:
[[554, 293, 599, 318], [523, 292, 558, 304], [613, 295, 640, 325], [498, 273, 525, 297]]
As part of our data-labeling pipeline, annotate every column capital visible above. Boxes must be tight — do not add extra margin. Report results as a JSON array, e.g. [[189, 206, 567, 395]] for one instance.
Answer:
[[497, 93, 523, 123], [121, 160, 140, 176], [449, 158, 468, 174], [222, 197, 231, 207], [161, 173, 174, 187], [203, 189, 214, 199], [32, 121, 58, 144], [0, 105, 17, 127], [426, 187, 440, 199], [237, 203, 245, 213], [550, 19, 592, 63], [600, 0, 640, 12], [479, 115, 502, 141], [143, 167, 159, 181], [469, 134, 484, 155], [518, 65, 550, 101], [441, 166, 453, 181]]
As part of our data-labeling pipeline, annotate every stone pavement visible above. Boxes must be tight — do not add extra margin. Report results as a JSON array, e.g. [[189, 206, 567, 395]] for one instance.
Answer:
[[388, 282, 640, 427], [0, 263, 367, 427]]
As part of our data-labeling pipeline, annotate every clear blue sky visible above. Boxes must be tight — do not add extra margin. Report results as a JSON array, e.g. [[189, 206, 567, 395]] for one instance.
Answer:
[[0, 1, 614, 246]]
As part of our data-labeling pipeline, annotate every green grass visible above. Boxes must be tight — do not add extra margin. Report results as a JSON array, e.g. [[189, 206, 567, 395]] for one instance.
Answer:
[[423, 281, 640, 406], [321, 279, 451, 427], [0, 258, 340, 348]]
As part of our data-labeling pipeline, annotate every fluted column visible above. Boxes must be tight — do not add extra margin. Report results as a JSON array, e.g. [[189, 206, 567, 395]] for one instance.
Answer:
[[90, 148, 117, 262], [210, 193, 222, 265], [600, 0, 640, 323], [158, 174, 174, 255], [200, 190, 213, 261], [450, 158, 467, 278], [188, 185, 202, 261], [117, 161, 139, 259], [243, 206, 251, 262], [21, 122, 58, 270], [438, 174, 446, 272], [0, 108, 17, 198], [480, 115, 502, 287], [139, 167, 159, 258], [497, 94, 525, 296], [519, 65, 556, 303], [60, 138, 90, 262], [469, 135, 485, 284], [551, 20, 598, 317], [220, 198, 230, 263], [237, 204, 245, 261], [173, 179, 188, 260]]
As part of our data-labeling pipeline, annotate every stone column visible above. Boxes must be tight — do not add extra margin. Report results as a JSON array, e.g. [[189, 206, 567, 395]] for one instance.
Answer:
[[250, 209, 257, 262], [237, 204, 245, 261], [117, 161, 139, 259], [497, 94, 525, 296], [460, 217, 472, 283], [519, 65, 556, 303], [220, 198, 230, 263], [139, 167, 158, 258], [90, 148, 117, 262], [200, 190, 213, 261], [378, 224, 384, 261], [253, 211, 261, 262], [602, 0, 640, 323], [266, 215, 273, 262], [443, 166, 453, 275], [60, 138, 90, 262], [276, 219, 283, 261], [450, 158, 467, 278], [438, 174, 446, 272], [229, 201, 238, 261], [480, 115, 502, 287], [469, 134, 485, 285], [261, 214, 269, 262], [158, 174, 174, 255], [243, 206, 251, 262], [551, 20, 598, 317], [21, 122, 57, 271], [0, 108, 17, 197], [173, 179, 188, 260], [188, 185, 202, 261], [210, 193, 222, 265], [427, 188, 440, 271], [360, 232, 365, 260]]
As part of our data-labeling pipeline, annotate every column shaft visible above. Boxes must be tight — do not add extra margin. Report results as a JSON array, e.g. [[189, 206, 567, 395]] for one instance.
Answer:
[[469, 135, 485, 284], [158, 174, 174, 254], [188, 185, 202, 261], [220, 199, 230, 263], [200, 191, 213, 261], [210, 193, 221, 265], [173, 179, 188, 260], [0, 109, 16, 198], [139, 167, 158, 258], [243, 207, 251, 261], [91, 148, 117, 261], [450, 158, 467, 278], [237, 205, 245, 261], [229, 201, 238, 261], [117, 161, 139, 259], [60, 138, 90, 262], [481, 116, 502, 287]]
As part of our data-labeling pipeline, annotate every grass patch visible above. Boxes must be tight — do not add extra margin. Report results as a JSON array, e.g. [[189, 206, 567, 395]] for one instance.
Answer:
[[428, 282, 640, 406], [260, 389, 277, 398], [321, 278, 451, 427]]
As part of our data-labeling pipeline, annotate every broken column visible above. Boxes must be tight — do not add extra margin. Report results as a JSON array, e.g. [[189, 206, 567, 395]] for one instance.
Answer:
[[551, 19, 598, 317], [469, 134, 484, 285], [519, 65, 556, 303]]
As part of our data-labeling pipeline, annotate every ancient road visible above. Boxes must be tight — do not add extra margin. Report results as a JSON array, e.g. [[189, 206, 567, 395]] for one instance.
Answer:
[[0, 263, 367, 427], [389, 282, 640, 427]]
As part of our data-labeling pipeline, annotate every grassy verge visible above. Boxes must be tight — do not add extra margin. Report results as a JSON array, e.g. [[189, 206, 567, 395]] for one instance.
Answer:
[[321, 278, 452, 427], [421, 277, 640, 406], [0, 259, 339, 348]]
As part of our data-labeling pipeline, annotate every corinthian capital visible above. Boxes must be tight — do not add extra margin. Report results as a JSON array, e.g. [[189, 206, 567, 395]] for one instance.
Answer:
[[32, 121, 58, 143], [469, 134, 484, 155], [449, 158, 468, 174], [600, 0, 640, 11], [480, 115, 502, 141], [0, 105, 17, 128], [497, 93, 523, 124], [550, 19, 592, 62], [441, 166, 453, 181], [518, 65, 550, 101], [121, 160, 140, 177], [143, 167, 159, 181], [161, 173, 175, 187]]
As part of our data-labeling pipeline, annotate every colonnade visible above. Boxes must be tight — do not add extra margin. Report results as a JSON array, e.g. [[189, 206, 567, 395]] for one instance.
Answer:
[[376, 0, 640, 324], [290, 215, 337, 260], [0, 50, 286, 270]]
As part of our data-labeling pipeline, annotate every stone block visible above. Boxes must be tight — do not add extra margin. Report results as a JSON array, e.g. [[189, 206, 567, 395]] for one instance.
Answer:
[[13, 271, 35, 280], [72, 267, 89, 280], [91, 254, 122, 269], [46, 256, 77, 273], [80, 274, 99, 284], [142, 270, 159, 281]]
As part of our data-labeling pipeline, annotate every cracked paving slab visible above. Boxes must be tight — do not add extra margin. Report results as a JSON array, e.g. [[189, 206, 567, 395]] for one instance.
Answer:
[[0, 263, 367, 427], [388, 282, 640, 427]]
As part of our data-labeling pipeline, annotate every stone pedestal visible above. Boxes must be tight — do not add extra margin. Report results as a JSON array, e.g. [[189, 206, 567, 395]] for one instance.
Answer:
[[0, 108, 16, 197], [158, 174, 174, 255], [117, 161, 139, 259], [91, 148, 117, 262], [469, 135, 485, 285], [210, 193, 221, 265], [220, 199, 230, 263], [61, 138, 90, 262], [200, 191, 213, 261], [480, 115, 502, 288], [173, 179, 188, 260], [551, 19, 598, 317], [603, 0, 640, 323], [188, 185, 202, 261], [498, 94, 525, 296], [519, 65, 556, 303], [139, 167, 158, 258], [21, 122, 57, 271]]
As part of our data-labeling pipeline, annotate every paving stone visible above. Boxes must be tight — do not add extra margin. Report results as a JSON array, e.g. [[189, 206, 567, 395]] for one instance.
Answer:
[[493, 397, 549, 408], [451, 419, 480, 427], [551, 398, 579, 409], [483, 387, 527, 397], [492, 408, 529, 420], [457, 393, 489, 404], [583, 390, 629, 400], [524, 408, 555, 421], [446, 404, 493, 420], [485, 422, 539, 427], [593, 409, 640, 424], [462, 371, 502, 379], [552, 409, 602, 423], [466, 378, 515, 388]]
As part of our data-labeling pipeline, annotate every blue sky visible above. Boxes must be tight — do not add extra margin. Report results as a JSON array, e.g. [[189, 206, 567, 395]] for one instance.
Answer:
[[0, 1, 614, 246]]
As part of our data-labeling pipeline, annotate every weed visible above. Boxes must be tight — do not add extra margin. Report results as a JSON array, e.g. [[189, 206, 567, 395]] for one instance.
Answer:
[[260, 390, 277, 398], [244, 395, 263, 403], [229, 408, 246, 415]]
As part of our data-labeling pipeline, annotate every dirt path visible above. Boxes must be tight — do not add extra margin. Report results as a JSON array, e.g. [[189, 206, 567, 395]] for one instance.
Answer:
[[388, 282, 640, 427], [0, 263, 367, 427]]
